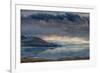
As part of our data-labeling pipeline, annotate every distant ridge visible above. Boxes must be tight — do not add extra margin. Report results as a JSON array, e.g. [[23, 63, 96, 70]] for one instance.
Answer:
[[21, 35, 61, 47]]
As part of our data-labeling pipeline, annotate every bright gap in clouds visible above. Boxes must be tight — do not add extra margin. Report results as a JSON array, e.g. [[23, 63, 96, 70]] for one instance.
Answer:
[[41, 35, 89, 44]]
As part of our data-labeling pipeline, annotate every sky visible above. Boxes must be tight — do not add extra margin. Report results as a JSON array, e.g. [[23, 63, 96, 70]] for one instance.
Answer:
[[21, 10, 89, 17], [21, 9, 89, 44]]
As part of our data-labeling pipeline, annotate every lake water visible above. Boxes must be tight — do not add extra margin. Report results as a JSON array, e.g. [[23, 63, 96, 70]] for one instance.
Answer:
[[21, 43, 89, 60]]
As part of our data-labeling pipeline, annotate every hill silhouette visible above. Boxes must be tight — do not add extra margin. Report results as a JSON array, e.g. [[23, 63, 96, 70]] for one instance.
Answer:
[[21, 35, 61, 47]]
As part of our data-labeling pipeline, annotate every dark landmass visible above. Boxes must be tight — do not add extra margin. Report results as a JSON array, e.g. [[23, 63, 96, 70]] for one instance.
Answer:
[[57, 56, 89, 61], [21, 35, 61, 47], [21, 56, 89, 63], [21, 57, 54, 63]]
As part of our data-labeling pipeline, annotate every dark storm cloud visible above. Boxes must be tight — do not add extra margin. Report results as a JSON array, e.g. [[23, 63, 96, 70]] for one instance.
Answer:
[[21, 10, 89, 40], [21, 10, 89, 17]]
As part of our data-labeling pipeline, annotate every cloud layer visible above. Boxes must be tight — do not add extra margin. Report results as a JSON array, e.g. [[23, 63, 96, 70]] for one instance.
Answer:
[[21, 10, 89, 43]]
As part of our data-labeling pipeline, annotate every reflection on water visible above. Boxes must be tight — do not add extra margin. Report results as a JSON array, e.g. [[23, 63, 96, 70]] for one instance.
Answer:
[[21, 43, 89, 60]]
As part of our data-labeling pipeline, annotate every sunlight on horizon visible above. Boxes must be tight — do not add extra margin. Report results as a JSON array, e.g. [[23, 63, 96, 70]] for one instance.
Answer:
[[41, 35, 89, 44]]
